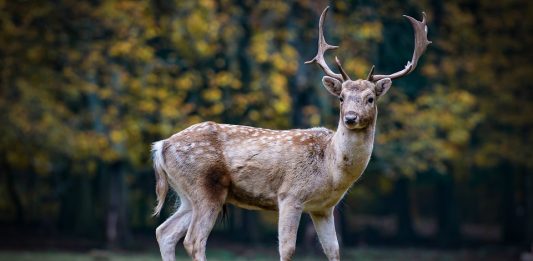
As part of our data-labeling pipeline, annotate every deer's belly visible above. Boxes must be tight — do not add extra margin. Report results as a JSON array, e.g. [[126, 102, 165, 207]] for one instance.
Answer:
[[226, 183, 278, 211], [223, 169, 281, 211], [223, 147, 287, 211]]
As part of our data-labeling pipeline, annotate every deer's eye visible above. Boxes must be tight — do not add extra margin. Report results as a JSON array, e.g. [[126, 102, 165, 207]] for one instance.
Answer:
[[367, 97, 374, 104], [339, 96, 344, 102]]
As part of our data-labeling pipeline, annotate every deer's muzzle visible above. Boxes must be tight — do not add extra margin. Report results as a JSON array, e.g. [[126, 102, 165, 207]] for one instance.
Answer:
[[344, 112, 359, 126]]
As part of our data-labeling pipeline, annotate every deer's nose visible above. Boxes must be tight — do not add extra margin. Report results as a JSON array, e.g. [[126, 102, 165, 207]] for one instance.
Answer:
[[344, 114, 358, 125]]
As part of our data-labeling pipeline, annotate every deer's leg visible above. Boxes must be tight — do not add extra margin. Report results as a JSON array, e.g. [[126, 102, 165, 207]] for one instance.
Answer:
[[183, 201, 222, 261], [278, 198, 303, 261], [311, 209, 340, 261], [156, 196, 192, 261]]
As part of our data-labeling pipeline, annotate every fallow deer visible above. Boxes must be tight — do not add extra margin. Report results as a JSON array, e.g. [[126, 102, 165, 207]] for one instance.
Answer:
[[152, 6, 430, 261]]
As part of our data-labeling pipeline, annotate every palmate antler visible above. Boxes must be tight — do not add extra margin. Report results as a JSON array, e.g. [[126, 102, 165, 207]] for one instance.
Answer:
[[304, 6, 350, 82], [306, 6, 431, 82], [369, 12, 432, 81]]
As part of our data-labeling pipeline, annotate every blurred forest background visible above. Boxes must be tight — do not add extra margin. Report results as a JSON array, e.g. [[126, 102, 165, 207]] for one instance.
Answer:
[[1, 0, 532, 259]]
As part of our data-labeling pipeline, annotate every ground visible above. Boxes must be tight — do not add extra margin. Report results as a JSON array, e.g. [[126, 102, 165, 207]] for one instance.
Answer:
[[0, 247, 518, 261]]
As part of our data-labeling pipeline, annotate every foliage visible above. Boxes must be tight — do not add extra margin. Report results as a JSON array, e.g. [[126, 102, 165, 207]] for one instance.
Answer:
[[0, 0, 531, 248]]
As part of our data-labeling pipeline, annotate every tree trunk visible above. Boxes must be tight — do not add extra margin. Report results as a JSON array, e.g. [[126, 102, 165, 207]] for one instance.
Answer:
[[436, 174, 461, 247], [395, 176, 415, 244], [501, 162, 524, 244], [525, 167, 533, 248], [3, 166, 24, 224], [106, 162, 130, 249], [76, 171, 94, 236]]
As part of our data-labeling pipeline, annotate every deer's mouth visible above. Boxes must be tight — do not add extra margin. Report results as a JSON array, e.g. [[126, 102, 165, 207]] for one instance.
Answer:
[[344, 121, 368, 130], [345, 123, 368, 130]]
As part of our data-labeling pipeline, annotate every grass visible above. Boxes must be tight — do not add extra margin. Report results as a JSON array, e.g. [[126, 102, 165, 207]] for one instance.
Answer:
[[0, 250, 244, 261], [0, 247, 516, 261]]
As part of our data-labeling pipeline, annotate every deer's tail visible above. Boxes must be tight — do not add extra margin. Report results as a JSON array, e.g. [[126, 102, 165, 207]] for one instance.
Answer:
[[151, 140, 168, 217]]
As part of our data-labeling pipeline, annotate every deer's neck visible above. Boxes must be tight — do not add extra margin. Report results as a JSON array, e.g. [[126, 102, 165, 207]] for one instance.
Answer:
[[327, 116, 376, 189]]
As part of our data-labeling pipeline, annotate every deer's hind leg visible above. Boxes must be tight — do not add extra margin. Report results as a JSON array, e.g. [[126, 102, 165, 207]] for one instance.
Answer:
[[156, 194, 192, 261], [182, 164, 230, 261], [183, 201, 224, 261]]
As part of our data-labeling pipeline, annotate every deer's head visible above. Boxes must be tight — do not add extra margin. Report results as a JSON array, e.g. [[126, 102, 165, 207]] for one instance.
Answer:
[[306, 7, 431, 130]]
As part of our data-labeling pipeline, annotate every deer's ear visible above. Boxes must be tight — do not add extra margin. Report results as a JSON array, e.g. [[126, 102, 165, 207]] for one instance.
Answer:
[[322, 76, 342, 96], [375, 78, 392, 98]]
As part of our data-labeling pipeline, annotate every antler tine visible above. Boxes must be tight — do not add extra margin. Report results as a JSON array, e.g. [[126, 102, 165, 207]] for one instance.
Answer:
[[370, 12, 432, 82], [366, 65, 375, 80], [335, 56, 351, 81], [305, 6, 344, 82]]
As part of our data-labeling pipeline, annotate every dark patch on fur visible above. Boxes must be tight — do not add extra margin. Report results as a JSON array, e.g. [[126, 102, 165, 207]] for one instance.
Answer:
[[228, 185, 278, 211], [203, 163, 231, 202]]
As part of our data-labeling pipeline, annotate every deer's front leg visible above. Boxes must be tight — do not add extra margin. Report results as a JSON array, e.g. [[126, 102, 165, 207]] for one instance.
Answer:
[[311, 209, 340, 261], [278, 197, 303, 261]]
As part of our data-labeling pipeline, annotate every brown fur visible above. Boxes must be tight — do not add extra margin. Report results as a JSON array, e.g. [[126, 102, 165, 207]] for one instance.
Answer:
[[152, 79, 391, 261], [203, 163, 231, 203]]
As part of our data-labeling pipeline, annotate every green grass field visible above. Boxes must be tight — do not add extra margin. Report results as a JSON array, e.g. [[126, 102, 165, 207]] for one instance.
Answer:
[[0, 247, 516, 261]]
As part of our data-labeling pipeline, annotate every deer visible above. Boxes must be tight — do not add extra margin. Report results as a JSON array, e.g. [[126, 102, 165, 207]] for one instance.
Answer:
[[152, 6, 430, 261]]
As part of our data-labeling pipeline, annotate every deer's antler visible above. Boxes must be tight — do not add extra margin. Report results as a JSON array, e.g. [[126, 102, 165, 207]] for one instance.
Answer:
[[305, 6, 350, 82], [369, 12, 432, 81]]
